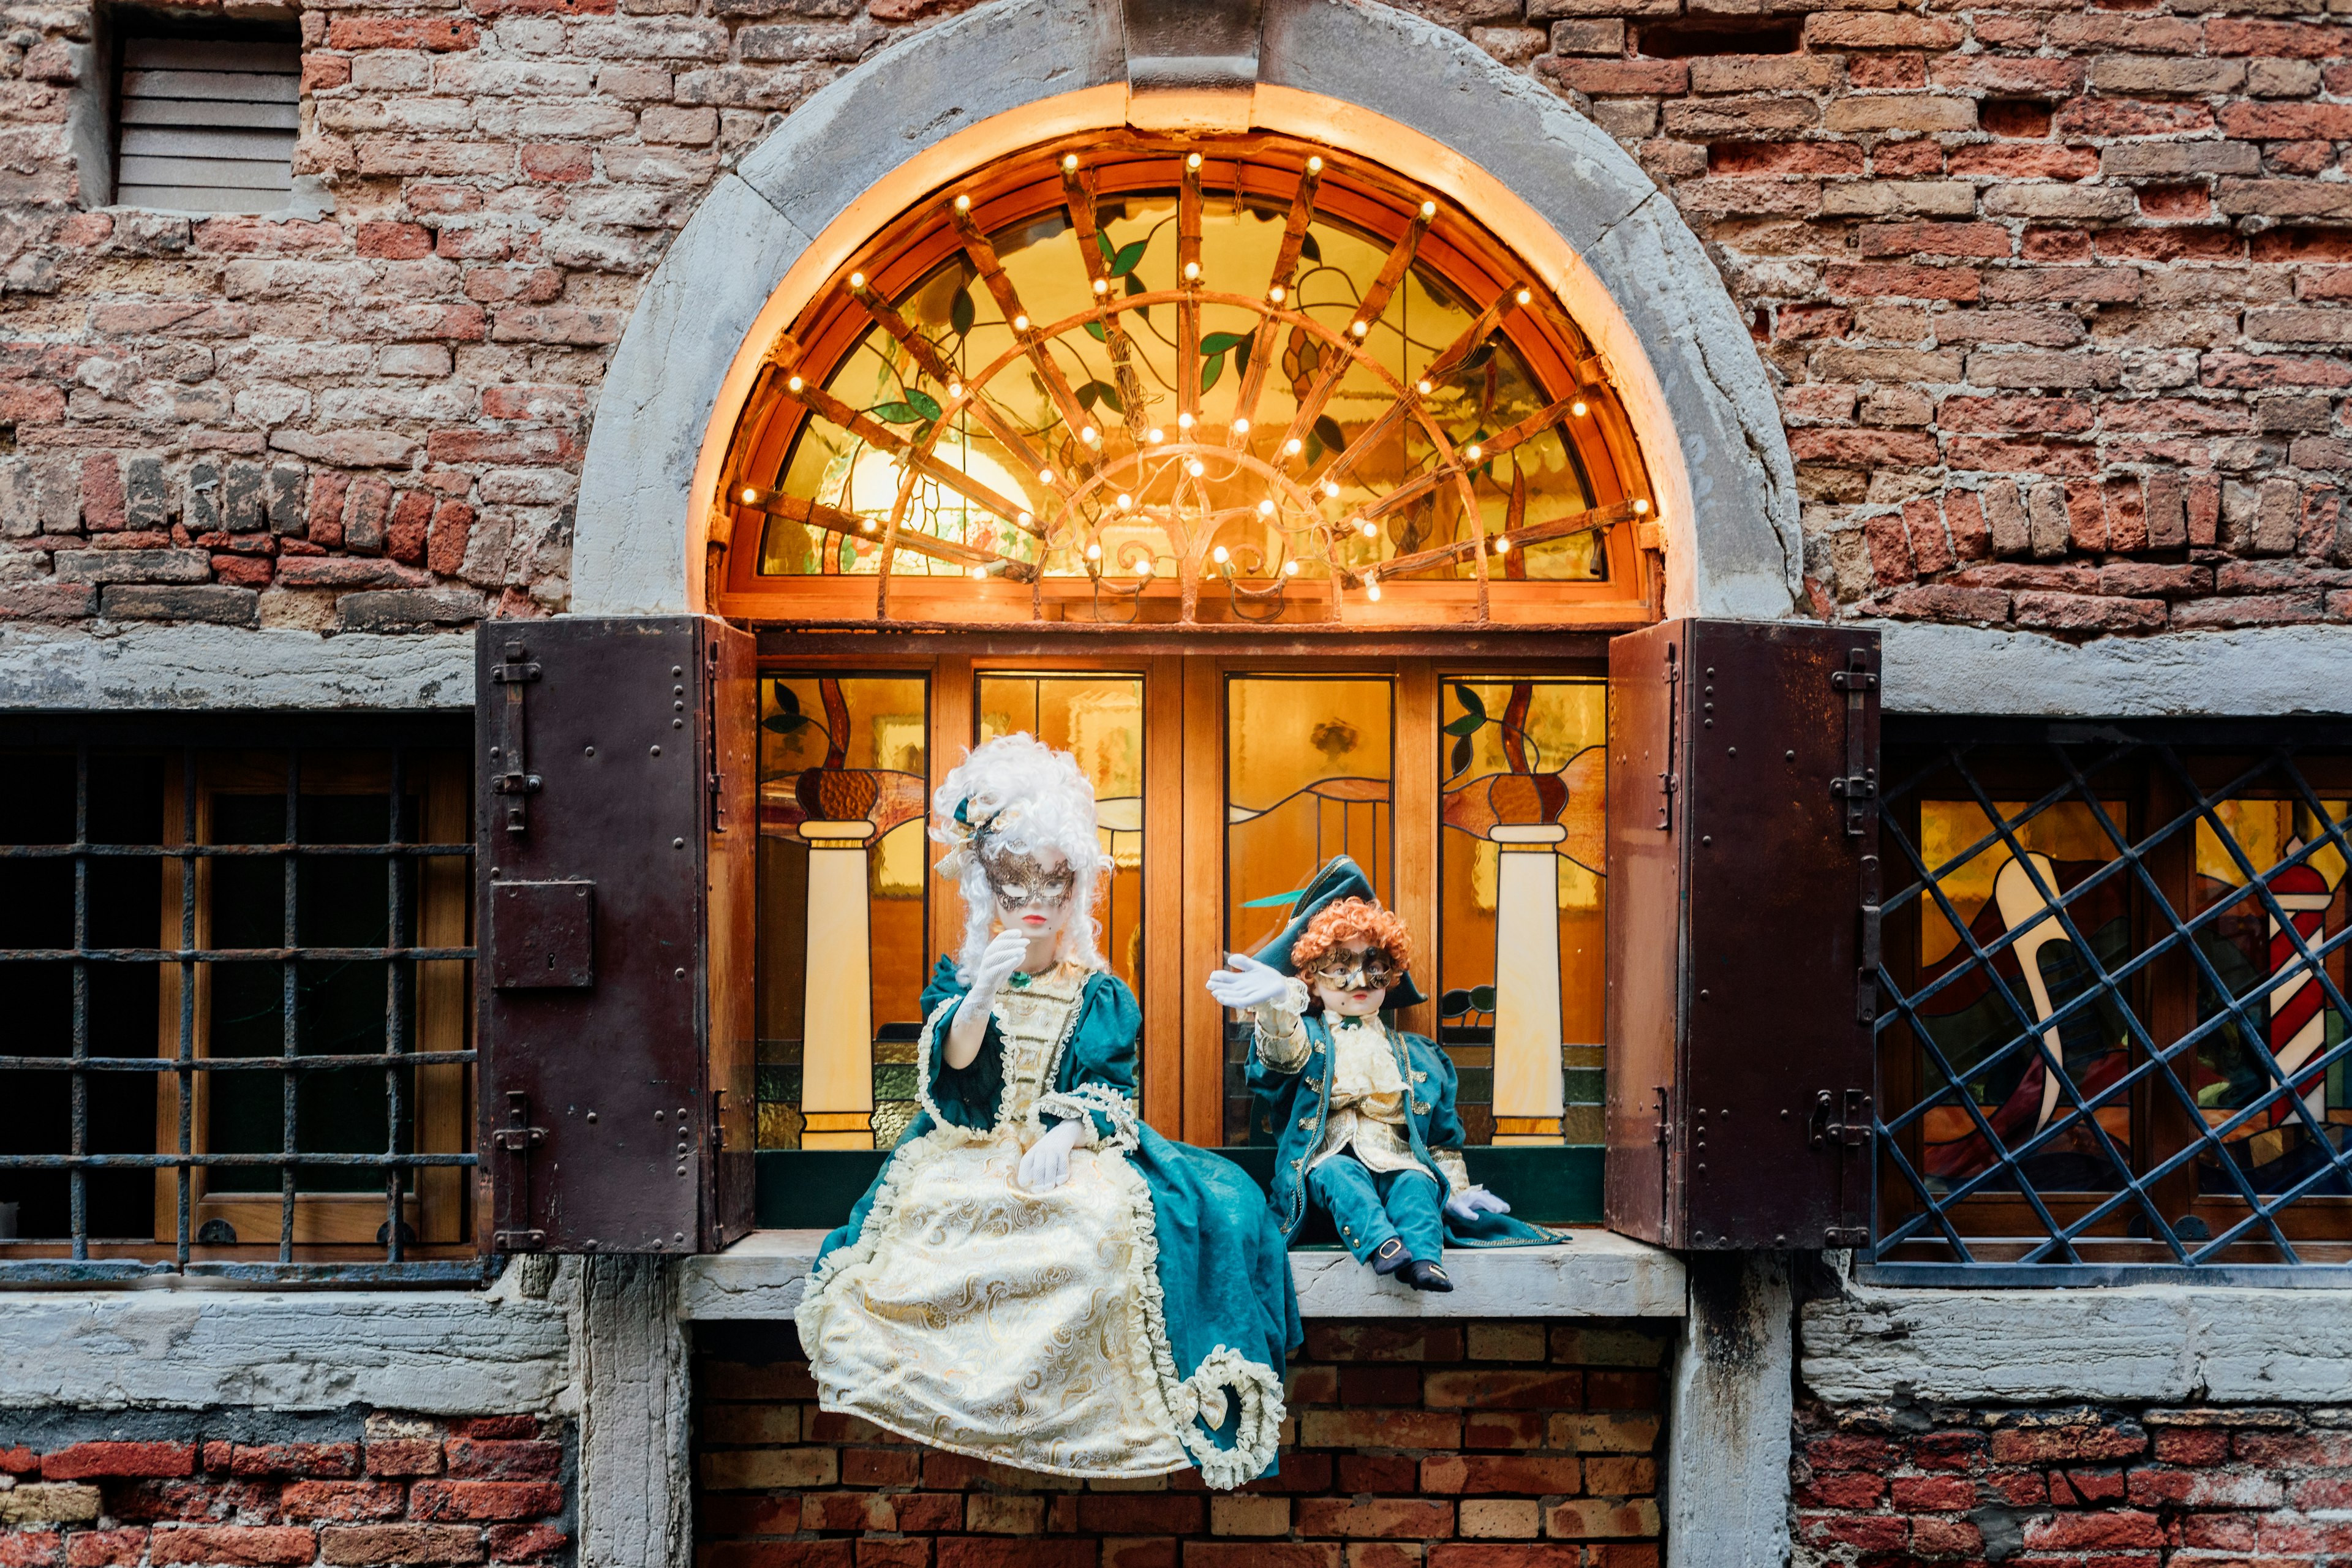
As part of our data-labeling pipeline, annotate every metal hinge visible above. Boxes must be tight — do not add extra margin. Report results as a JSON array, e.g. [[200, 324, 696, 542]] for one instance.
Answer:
[[489, 642, 543, 837], [704, 639, 727, 833], [1657, 642, 1679, 833], [1810, 1087, 1872, 1250], [1830, 646, 1876, 839], [492, 1090, 548, 1253], [1653, 1085, 1673, 1147]]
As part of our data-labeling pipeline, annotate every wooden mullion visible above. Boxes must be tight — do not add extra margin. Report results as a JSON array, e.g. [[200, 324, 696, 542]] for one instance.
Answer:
[[929, 655, 974, 972], [1371, 500, 1640, 587], [1227, 158, 1322, 447], [1177, 156, 1203, 426], [1182, 656, 1226, 1144], [949, 205, 1100, 488], [1060, 163, 1152, 445], [1143, 655, 1185, 1139], [851, 282, 1063, 487], [1273, 209, 1431, 463], [754, 494, 1030, 578], [1394, 660, 1438, 1042], [786, 381, 1042, 540]]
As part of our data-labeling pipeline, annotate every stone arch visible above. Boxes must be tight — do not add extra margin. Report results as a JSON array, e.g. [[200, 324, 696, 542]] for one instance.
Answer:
[[570, 0, 1799, 622]]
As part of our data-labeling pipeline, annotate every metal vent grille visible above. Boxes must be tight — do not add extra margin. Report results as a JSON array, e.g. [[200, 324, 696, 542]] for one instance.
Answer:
[[115, 37, 299, 215]]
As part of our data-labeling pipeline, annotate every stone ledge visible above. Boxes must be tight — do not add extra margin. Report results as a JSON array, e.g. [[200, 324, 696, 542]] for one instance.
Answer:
[[680, 1228, 1687, 1322]]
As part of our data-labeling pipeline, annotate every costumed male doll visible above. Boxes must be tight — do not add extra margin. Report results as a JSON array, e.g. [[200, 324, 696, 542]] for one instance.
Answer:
[[1208, 856, 1556, 1291]]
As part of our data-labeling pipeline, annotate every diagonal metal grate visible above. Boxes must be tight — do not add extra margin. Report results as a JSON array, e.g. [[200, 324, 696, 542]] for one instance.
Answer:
[[1868, 718, 2352, 1284]]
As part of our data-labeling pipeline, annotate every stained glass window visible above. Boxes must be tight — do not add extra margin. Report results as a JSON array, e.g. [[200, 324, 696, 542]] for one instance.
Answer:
[[756, 675, 930, 1150], [1436, 678, 1607, 1145], [718, 134, 1657, 627]]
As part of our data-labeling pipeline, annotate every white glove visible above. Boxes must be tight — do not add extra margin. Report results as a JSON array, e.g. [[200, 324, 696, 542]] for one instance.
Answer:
[[1017, 1116, 1086, 1193], [1444, 1185, 1512, 1223], [1206, 952, 1294, 1011], [957, 929, 1033, 1028]]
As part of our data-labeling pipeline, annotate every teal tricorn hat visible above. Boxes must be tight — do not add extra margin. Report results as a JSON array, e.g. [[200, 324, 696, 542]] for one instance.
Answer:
[[1249, 854, 1427, 1009]]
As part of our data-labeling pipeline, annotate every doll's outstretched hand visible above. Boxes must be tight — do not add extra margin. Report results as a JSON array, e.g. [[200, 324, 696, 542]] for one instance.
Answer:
[[958, 930, 1032, 1022], [1444, 1185, 1512, 1223], [1017, 1116, 1085, 1193], [1206, 952, 1292, 1011]]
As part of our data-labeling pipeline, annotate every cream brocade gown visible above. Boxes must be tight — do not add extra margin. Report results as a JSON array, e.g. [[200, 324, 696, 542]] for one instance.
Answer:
[[796, 962, 1298, 1485]]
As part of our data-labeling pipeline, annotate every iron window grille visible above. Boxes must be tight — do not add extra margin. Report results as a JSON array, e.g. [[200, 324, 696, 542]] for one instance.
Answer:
[[1869, 718, 2352, 1286], [0, 715, 480, 1284]]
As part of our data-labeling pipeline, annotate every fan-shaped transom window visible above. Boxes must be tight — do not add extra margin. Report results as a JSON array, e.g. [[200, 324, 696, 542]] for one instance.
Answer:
[[714, 132, 1660, 627]]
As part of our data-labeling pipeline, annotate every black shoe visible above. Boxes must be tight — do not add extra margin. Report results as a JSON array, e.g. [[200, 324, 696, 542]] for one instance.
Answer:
[[1370, 1238, 1412, 1276], [1402, 1259, 1454, 1293]]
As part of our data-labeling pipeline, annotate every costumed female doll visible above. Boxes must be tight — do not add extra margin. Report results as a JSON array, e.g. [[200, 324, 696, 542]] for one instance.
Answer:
[[1208, 856, 1555, 1292], [796, 734, 1302, 1489]]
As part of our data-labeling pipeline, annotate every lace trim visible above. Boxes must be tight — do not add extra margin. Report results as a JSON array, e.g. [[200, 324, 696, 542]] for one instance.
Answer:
[[1033, 1083, 1138, 1153]]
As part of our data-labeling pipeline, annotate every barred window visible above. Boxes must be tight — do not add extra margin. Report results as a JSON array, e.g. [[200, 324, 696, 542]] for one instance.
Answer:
[[0, 717, 477, 1283], [1872, 719, 2352, 1281]]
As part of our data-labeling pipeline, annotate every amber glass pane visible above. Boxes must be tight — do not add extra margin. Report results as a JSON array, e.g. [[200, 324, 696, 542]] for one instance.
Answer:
[[2188, 797, 2351, 1194], [1436, 678, 1606, 1145], [1910, 800, 2132, 1194], [756, 674, 930, 1150], [976, 673, 1147, 1001], [1224, 676, 1392, 1142]]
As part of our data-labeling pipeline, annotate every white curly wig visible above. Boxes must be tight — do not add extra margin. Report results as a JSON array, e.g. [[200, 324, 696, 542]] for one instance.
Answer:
[[930, 733, 1109, 980]]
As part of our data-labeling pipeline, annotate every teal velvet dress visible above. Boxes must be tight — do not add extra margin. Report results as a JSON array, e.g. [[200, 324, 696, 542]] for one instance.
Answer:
[[796, 957, 1301, 1489]]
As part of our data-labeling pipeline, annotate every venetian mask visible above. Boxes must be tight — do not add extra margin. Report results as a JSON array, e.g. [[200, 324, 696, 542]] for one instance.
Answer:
[[1304, 943, 1400, 993], [983, 848, 1079, 914]]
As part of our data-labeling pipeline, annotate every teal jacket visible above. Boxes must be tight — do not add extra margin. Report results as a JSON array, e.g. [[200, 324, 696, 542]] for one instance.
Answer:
[[1247, 1011, 1555, 1249]]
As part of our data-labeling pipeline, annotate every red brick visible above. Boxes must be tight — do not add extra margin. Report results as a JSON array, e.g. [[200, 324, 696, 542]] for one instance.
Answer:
[[148, 1526, 318, 1566], [1074, 1497, 1204, 1535], [318, 1525, 486, 1566], [1988, 1425, 2149, 1464], [1303, 1325, 1464, 1363], [1420, 1457, 1583, 1496], [1293, 1499, 1453, 1539], [63, 1531, 145, 1568], [1297, 1411, 1463, 1449], [366, 1439, 443, 1477], [1890, 1475, 1976, 1512], [1340, 1366, 1428, 1405], [702, 1545, 854, 1568], [410, 1481, 564, 1522], [2022, 1510, 2163, 1550], [1427, 1551, 1584, 1568], [1463, 1412, 1545, 1450], [1098, 1541, 1174, 1568], [0, 1537, 62, 1568], [487, 1523, 567, 1563], [326, 17, 479, 48], [1422, 1371, 1582, 1410], [43, 1442, 195, 1480], [282, 1482, 407, 1523], [1796, 1472, 1885, 1508], [444, 1440, 560, 1481], [932, 1542, 1096, 1568], [840, 1447, 919, 1487], [855, 1542, 930, 1568]]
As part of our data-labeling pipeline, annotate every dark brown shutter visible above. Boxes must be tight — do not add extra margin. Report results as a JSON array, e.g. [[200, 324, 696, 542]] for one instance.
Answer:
[[1604, 619, 1880, 1250], [116, 37, 300, 214], [476, 616, 755, 1254]]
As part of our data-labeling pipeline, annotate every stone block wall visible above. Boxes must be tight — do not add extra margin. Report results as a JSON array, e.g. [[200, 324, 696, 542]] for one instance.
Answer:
[[1793, 1396, 2352, 1565], [0, 1411, 573, 1567], [692, 1318, 1668, 1567], [0, 0, 2347, 636]]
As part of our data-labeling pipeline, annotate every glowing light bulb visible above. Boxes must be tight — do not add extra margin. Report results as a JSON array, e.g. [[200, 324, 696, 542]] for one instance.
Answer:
[[1359, 521, 1377, 538], [1366, 582, 1382, 601], [1062, 154, 1079, 172], [1495, 537, 1511, 555], [1572, 400, 1589, 418], [1017, 510, 1035, 527], [946, 381, 963, 399], [740, 486, 760, 504], [1081, 426, 1100, 445], [787, 375, 804, 392], [1137, 557, 1154, 577], [1212, 545, 1230, 564], [969, 566, 987, 579], [1038, 467, 1054, 484], [1350, 320, 1368, 338], [1419, 200, 1436, 219], [1184, 261, 1200, 281], [1177, 412, 1195, 431], [1416, 379, 1431, 396], [1284, 438, 1302, 456], [1093, 277, 1108, 295], [1186, 152, 1202, 170], [1517, 288, 1532, 305], [1086, 541, 1102, 560], [1306, 156, 1323, 173], [1116, 492, 1133, 511], [1186, 459, 1206, 478], [954, 194, 971, 212], [1257, 499, 1276, 517], [1322, 480, 1340, 498], [860, 519, 875, 533], [1147, 428, 1165, 444], [1283, 560, 1299, 576], [849, 272, 865, 289], [1268, 285, 1286, 304], [1464, 444, 1482, 462], [1013, 314, 1028, 331], [1233, 417, 1250, 434], [1634, 498, 1651, 515]]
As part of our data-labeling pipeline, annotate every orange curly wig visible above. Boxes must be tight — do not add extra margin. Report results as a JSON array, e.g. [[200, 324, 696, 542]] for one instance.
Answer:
[[1291, 897, 1413, 976]]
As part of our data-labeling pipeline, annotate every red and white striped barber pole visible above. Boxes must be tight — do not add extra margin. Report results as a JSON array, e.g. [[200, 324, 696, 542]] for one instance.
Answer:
[[2263, 843, 2334, 1129]]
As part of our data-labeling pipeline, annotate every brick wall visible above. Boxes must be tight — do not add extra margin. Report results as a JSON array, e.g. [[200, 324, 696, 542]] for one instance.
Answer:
[[1794, 1396, 2352, 1565], [0, 1411, 571, 1566], [1, 0, 2347, 637], [692, 1318, 1667, 1568]]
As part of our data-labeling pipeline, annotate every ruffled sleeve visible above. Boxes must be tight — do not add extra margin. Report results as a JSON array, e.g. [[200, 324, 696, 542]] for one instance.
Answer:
[[1043, 971, 1143, 1146], [919, 954, 1004, 1131]]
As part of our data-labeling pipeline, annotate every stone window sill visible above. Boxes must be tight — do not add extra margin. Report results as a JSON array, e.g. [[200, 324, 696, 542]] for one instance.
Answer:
[[680, 1229, 1687, 1321]]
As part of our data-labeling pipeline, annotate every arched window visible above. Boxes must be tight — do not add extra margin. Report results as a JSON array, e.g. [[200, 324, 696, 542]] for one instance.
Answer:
[[711, 132, 1659, 628]]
